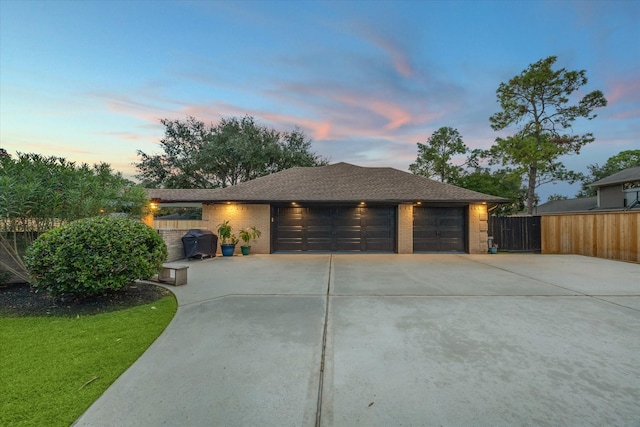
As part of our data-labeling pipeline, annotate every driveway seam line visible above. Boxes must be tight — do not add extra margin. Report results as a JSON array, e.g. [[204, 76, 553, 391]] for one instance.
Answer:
[[588, 295, 640, 312], [316, 254, 332, 427]]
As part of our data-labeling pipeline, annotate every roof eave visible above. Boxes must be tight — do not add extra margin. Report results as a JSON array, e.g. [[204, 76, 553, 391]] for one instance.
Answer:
[[199, 197, 510, 204]]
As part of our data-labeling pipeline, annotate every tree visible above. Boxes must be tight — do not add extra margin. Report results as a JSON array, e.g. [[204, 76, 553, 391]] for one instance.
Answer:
[[409, 127, 469, 183], [484, 132, 584, 211], [577, 150, 640, 197], [135, 117, 216, 189], [455, 167, 527, 215], [489, 56, 607, 213], [135, 116, 327, 189], [0, 153, 149, 282]]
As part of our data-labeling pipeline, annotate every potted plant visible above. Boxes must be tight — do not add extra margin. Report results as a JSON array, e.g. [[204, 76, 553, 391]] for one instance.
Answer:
[[238, 226, 262, 256], [489, 243, 499, 254], [217, 220, 237, 256]]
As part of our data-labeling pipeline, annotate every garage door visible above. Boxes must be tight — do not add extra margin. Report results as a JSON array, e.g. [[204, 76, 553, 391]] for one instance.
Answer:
[[413, 207, 466, 252], [272, 205, 396, 252]]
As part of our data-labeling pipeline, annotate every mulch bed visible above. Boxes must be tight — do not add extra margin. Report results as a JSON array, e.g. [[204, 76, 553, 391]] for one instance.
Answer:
[[0, 282, 172, 317]]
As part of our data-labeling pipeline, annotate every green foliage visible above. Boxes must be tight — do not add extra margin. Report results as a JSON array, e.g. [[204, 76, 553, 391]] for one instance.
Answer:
[[136, 116, 328, 189], [483, 132, 584, 208], [488, 56, 607, 213], [0, 154, 149, 223], [547, 193, 569, 202], [0, 296, 176, 427], [409, 127, 469, 183], [239, 226, 262, 245], [216, 220, 233, 244], [25, 217, 167, 298], [577, 150, 640, 197], [0, 153, 150, 281], [455, 168, 527, 215]]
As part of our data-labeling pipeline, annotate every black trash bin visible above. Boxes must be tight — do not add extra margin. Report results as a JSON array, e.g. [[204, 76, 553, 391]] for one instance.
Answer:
[[182, 229, 217, 259]]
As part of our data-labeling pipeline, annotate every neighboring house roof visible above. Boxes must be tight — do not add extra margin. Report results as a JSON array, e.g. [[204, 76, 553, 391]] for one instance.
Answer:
[[147, 162, 508, 204], [588, 166, 640, 187], [535, 197, 597, 213]]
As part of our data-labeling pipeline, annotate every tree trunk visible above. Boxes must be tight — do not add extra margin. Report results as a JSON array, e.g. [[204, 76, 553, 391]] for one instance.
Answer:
[[527, 165, 537, 214]]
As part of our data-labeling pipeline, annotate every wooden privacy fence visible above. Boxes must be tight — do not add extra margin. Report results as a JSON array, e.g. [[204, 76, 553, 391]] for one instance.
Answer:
[[541, 212, 639, 263], [488, 216, 541, 252]]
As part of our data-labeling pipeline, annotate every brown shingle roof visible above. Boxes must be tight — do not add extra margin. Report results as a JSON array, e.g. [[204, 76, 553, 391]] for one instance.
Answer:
[[147, 163, 509, 203]]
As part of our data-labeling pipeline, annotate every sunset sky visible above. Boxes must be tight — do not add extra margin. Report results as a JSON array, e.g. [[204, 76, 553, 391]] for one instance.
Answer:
[[1, 0, 638, 200]]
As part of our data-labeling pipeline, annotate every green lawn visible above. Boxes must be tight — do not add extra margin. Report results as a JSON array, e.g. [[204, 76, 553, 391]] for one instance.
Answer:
[[0, 295, 177, 427]]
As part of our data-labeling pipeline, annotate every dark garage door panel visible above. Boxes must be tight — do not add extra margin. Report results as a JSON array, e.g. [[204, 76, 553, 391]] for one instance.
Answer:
[[273, 206, 395, 252], [414, 207, 466, 252]]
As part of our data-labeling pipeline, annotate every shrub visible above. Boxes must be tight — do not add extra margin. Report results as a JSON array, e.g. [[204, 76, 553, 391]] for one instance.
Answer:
[[25, 216, 167, 298]]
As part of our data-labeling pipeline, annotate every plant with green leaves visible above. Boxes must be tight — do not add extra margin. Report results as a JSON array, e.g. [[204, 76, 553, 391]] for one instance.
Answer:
[[488, 56, 607, 214], [0, 153, 150, 282], [216, 220, 233, 245], [25, 216, 167, 298], [239, 226, 262, 245]]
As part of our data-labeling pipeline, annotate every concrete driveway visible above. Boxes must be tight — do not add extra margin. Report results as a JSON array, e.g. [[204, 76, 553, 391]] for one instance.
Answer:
[[73, 254, 640, 426]]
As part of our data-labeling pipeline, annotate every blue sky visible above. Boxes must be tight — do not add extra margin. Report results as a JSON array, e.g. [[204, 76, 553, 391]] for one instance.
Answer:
[[1, 0, 638, 200]]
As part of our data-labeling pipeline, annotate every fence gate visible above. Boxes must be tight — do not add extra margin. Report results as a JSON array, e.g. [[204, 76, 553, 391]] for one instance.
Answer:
[[488, 216, 541, 252]]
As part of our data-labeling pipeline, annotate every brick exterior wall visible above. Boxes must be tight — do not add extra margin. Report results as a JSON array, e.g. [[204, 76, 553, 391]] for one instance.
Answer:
[[397, 203, 413, 254], [157, 229, 191, 262], [468, 204, 489, 254], [203, 204, 271, 255], [155, 203, 489, 257]]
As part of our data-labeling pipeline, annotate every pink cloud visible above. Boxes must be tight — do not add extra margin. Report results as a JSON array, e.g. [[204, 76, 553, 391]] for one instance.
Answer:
[[329, 93, 415, 131], [606, 77, 640, 105], [260, 112, 334, 140], [359, 27, 414, 78], [91, 76, 454, 161], [611, 108, 640, 120], [93, 92, 174, 125], [99, 131, 146, 141], [368, 100, 412, 130], [180, 103, 335, 142]]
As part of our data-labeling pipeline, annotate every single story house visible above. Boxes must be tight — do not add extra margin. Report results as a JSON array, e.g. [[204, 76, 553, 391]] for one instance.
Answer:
[[148, 162, 507, 255]]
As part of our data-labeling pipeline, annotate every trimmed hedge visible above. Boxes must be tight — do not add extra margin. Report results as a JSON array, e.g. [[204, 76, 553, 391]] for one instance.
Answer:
[[25, 217, 167, 298]]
